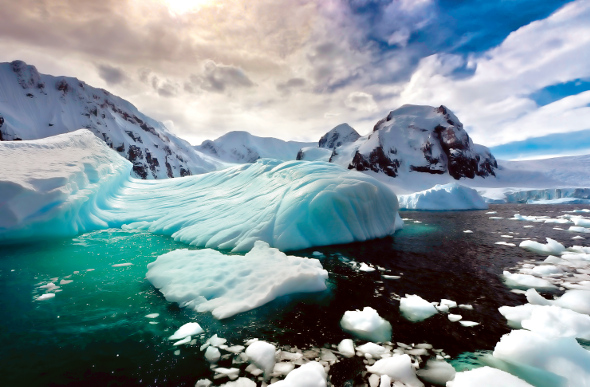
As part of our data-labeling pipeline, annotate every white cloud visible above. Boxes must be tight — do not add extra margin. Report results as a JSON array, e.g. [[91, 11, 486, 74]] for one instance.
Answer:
[[345, 92, 378, 112], [398, 0, 590, 147]]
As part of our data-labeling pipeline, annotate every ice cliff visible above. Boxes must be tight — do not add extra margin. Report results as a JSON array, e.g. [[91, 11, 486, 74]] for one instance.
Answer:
[[0, 130, 400, 251]]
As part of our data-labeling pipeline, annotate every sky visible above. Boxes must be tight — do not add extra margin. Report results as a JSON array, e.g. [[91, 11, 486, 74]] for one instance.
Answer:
[[0, 0, 589, 159]]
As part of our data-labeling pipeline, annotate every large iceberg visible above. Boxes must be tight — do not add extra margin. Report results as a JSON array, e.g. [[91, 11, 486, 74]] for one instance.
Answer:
[[398, 183, 488, 211], [0, 130, 400, 251]]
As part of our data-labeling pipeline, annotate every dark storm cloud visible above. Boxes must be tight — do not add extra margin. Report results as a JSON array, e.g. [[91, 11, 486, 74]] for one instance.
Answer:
[[185, 61, 255, 94], [97, 64, 126, 85]]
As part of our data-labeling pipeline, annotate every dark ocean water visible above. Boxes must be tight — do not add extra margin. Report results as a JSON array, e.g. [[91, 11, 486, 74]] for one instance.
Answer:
[[0, 204, 589, 386]]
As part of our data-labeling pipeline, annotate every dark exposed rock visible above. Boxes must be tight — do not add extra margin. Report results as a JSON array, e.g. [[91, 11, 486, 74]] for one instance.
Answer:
[[319, 123, 361, 149], [349, 146, 400, 177], [296, 149, 304, 160]]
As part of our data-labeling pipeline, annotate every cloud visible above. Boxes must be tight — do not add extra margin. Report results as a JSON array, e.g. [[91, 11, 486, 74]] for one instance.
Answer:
[[276, 78, 306, 93], [196, 60, 255, 93], [97, 64, 126, 85], [345, 91, 378, 112], [398, 0, 590, 147]]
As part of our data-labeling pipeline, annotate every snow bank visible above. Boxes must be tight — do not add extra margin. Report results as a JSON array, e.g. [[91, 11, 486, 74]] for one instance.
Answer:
[[146, 241, 328, 319], [398, 183, 487, 211], [1, 132, 401, 251], [340, 307, 392, 342]]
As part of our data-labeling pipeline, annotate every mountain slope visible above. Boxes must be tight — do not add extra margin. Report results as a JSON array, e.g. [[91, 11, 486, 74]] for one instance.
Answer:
[[0, 60, 220, 179], [196, 131, 315, 163]]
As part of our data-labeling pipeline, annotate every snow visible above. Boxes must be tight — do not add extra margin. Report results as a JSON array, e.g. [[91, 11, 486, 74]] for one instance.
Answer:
[[366, 354, 424, 387], [295, 147, 332, 162], [146, 241, 328, 319], [268, 361, 327, 387], [245, 341, 276, 378], [0, 60, 220, 179], [196, 131, 314, 163], [318, 123, 361, 149], [340, 307, 392, 342], [447, 366, 533, 387], [168, 322, 204, 340], [398, 183, 488, 211], [399, 295, 438, 322], [1, 132, 400, 250]]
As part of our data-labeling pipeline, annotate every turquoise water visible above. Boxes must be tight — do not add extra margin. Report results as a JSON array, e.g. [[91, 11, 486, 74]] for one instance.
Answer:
[[1, 204, 589, 386]]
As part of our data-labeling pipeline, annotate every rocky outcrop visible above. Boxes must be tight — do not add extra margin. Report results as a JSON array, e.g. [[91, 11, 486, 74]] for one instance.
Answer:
[[344, 104, 497, 179]]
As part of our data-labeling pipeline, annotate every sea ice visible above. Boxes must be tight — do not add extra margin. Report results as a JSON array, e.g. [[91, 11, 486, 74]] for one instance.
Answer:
[[398, 183, 487, 211], [357, 342, 390, 358], [448, 314, 462, 322], [573, 218, 590, 228], [36, 293, 55, 301], [268, 361, 327, 387], [146, 241, 328, 319], [502, 271, 557, 290], [519, 238, 565, 255], [526, 288, 590, 315], [340, 307, 392, 342], [222, 378, 256, 387], [415, 359, 456, 386], [399, 295, 438, 322], [447, 366, 533, 387], [337, 339, 355, 358], [205, 346, 221, 363], [366, 354, 424, 387], [245, 341, 276, 378], [168, 322, 204, 340], [459, 321, 479, 327]]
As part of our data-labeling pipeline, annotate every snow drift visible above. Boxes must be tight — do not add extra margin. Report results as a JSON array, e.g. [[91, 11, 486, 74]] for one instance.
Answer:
[[0, 130, 400, 251]]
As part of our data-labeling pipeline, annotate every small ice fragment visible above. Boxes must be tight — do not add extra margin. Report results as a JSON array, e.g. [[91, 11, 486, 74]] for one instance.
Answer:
[[174, 350, 180, 356], [59, 279, 73, 285], [273, 362, 295, 376], [495, 241, 516, 247], [500, 235, 513, 238], [268, 362, 326, 386], [448, 366, 532, 387], [459, 304, 473, 310], [357, 343, 389, 358], [366, 354, 423, 386], [573, 236, 585, 240], [489, 217, 504, 219], [195, 379, 213, 387], [245, 364, 264, 376], [463, 230, 473, 234], [382, 275, 401, 280], [340, 307, 392, 342], [149, 321, 158, 325], [226, 345, 246, 354], [145, 313, 159, 319], [399, 295, 438, 322], [36, 293, 56, 301], [112, 263, 133, 267], [486, 211, 497, 214], [205, 346, 221, 363], [312, 251, 324, 257], [416, 359, 456, 386], [519, 238, 565, 255], [448, 314, 462, 322], [459, 321, 479, 327], [440, 299, 457, 308], [359, 263, 376, 272], [169, 322, 204, 340], [86, 269, 95, 271], [173, 336, 192, 346], [337, 339, 355, 358], [214, 368, 240, 381], [245, 341, 276, 378]]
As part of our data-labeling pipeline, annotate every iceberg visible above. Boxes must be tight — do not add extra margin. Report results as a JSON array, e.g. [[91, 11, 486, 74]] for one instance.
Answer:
[[398, 183, 488, 211], [0, 130, 400, 251], [340, 307, 392, 343], [146, 241, 328, 319]]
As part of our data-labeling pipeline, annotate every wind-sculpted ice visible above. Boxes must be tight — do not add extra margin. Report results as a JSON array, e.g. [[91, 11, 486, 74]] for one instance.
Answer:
[[0, 130, 400, 251], [146, 241, 328, 319], [398, 183, 487, 211]]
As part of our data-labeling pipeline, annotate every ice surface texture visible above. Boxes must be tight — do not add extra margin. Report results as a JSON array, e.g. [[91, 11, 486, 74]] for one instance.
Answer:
[[146, 241, 328, 319], [0, 130, 400, 251]]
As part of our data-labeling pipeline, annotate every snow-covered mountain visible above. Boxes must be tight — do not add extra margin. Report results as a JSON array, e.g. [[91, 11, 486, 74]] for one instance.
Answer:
[[196, 131, 314, 163], [333, 105, 497, 179], [318, 123, 360, 149], [0, 60, 221, 179]]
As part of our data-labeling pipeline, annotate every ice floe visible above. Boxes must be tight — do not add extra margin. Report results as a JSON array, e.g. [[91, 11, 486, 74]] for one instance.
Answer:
[[399, 295, 438, 322], [146, 241, 328, 319], [340, 307, 392, 342]]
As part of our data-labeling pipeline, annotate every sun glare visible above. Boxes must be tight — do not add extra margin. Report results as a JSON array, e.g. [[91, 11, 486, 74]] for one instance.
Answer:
[[164, 0, 215, 15]]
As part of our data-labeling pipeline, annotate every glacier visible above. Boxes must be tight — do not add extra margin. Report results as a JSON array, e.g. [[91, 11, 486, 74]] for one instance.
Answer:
[[0, 130, 400, 251]]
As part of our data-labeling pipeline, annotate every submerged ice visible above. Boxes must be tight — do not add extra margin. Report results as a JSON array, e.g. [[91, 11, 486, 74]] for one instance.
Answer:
[[0, 130, 400, 251]]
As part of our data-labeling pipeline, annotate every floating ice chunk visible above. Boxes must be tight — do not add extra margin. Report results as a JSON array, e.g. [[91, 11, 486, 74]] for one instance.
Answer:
[[573, 218, 590, 228], [447, 366, 533, 387], [368, 373, 380, 387], [382, 274, 401, 280], [145, 313, 159, 319], [440, 299, 457, 309], [245, 341, 276, 378], [399, 295, 438, 322], [205, 334, 227, 348], [502, 271, 557, 291], [273, 362, 295, 376], [36, 293, 55, 301], [569, 226, 590, 234], [222, 378, 256, 387], [359, 263, 376, 272], [573, 235, 586, 240], [521, 305, 590, 339], [527, 288, 590, 315], [520, 265, 561, 276], [448, 314, 462, 322], [205, 346, 221, 363], [463, 230, 473, 233], [486, 211, 497, 215], [39, 282, 57, 290], [519, 238, 565, 255], [493, 329, 590, 386], [168, 322, 204, 340], [489, 217, 504, 220], [398, 183, 487, 211], [379, 375, 392, 387], [495, 241, 516, 247], [269, 361, 327, 387], [357, 343, 390, 358], [312, 251, 324, 257], [366, 354, 424, 387], [173, 336, 192, 346], [147, 241, 328, 319], [195, 379, 213, 387], [337, 339, 355, 358], [458, 304, 473, 310], [214, 368, 240, 381], [415, 359, 455, 386], [112, 263, 133, 267], [459, 321, 479, 327], [340, 307, 392, 342], [59, 279, 73, 285]]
